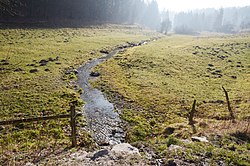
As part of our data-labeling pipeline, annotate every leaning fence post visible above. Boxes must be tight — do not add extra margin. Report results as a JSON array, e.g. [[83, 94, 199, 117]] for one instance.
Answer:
[[222, 86, 235, 122], [188, 100, 196, 125], [70, 101, 77, 147]]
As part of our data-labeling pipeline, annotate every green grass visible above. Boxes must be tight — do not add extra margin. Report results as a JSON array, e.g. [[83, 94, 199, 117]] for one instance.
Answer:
[[0, 26, 157, 120], [0, 25, 159, 165], [94, 34, 250, 165]]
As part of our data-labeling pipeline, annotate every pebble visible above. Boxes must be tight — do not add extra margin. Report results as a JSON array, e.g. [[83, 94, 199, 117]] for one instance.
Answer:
[[91, 149, 109, 160], [191, 136, 209, 143], [169, 145, 183, 151], [111, 143, 140, 155]]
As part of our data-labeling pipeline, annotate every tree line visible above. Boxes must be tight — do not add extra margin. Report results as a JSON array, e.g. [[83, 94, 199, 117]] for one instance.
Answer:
[[1, 0, 249, 34], [173, 6, 250, 34], [0, 0, 161, 29]]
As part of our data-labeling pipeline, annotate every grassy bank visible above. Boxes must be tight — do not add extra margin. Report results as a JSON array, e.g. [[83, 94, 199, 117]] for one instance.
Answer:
[[94, 34, 250, 165], [0, 25, 159, 165]]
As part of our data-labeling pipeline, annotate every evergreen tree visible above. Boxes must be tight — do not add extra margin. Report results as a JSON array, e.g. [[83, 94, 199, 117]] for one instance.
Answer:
[[214, 8, 224, 31], [0, 0, 163, 30], [161, 10, 171, 34]]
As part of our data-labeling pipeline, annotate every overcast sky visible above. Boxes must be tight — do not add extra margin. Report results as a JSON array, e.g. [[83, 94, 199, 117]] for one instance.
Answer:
[[156, 0, 250, 12]]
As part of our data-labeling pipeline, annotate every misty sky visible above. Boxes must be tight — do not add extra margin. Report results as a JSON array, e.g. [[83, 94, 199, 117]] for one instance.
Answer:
[[156, 0, 250, 11]]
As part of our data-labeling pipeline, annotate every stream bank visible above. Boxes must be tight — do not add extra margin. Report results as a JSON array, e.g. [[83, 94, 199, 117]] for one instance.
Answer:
[[77, 39, 155, 146]]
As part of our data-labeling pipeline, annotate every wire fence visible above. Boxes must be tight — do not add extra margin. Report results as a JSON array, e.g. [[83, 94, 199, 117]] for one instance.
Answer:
[[0, 101, 81, 165]]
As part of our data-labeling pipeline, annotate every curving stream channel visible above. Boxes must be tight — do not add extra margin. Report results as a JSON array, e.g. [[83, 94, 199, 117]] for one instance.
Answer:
[[77, 39, 154, 146]]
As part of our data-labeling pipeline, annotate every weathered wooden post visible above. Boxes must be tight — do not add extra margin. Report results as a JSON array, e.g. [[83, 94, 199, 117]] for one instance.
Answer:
[[188, 100, 196, 125], [70, 101, 77, 147], [222, 86, 235, 122]]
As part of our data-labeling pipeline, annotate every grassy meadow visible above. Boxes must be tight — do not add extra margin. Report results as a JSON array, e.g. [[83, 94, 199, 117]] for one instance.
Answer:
[[0, 25, 158, 165], [94, 34, 250, 165], [0, 25, 249, 165]]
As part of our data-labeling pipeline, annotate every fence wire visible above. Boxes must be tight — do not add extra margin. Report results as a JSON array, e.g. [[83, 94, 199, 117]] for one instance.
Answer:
[[0, 117, 71, 165]]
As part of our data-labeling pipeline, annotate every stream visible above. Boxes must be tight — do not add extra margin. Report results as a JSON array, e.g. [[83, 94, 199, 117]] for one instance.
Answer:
[[77, 39, 153, 146]]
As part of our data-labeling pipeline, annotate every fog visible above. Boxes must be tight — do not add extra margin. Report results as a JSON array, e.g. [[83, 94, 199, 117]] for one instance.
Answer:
[[156, 0, 250, 12], [1, 0, 250, 33], [171, 6, 250, 34]]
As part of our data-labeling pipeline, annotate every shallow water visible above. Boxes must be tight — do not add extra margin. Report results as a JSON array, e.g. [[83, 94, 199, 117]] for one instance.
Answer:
[[77, 40, 152, 145], [77, 49, 125, 145]]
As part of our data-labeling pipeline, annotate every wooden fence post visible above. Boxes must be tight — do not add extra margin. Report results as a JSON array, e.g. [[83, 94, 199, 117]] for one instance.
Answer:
[[70, 101, 77, 147], [188, 100, 196, 125], [0, 101, 81, 148], [222, 86, 235, 122]]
